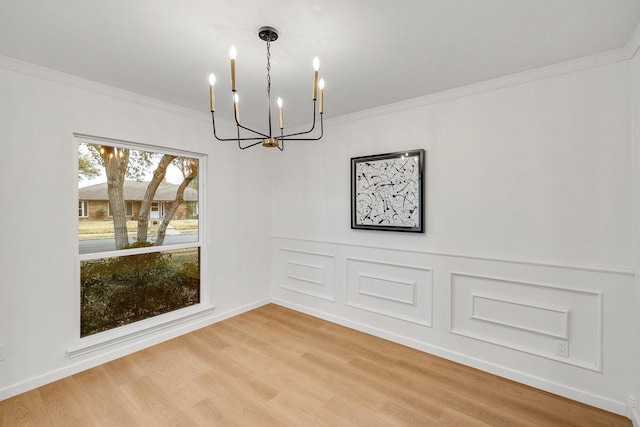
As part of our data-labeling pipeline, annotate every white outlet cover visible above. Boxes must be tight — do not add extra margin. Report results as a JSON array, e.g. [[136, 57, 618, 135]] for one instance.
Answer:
[[556, 340, 569, 357]]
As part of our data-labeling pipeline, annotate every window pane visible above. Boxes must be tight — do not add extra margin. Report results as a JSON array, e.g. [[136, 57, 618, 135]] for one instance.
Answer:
[[80, 247, 200, 337], [78, 143, 199, 253]]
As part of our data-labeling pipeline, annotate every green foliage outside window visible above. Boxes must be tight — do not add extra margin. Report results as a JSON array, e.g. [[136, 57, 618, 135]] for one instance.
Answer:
[[80, 246, 200, 337]]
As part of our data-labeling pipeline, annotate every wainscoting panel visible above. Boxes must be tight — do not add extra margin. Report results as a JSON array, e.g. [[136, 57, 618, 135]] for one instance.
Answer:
[[270, 236, 635, 415], [274, 248, 336, 301], [451, 272, 602, 370], [346, 257, 433, 326], [470, 292, 570, 340]]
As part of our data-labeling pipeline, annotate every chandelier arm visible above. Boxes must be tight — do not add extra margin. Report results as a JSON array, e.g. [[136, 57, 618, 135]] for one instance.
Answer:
[[212, 113, 323, 143], [284, 99, 322, 138], [234, 99, 271, 138], [211, 112, 240, 142], [237, 125, 264, 150], [277, 129, 285, 151], [277, 113, 323, 141], [277, 102, 323, 139], [236, 122, 270, 139], [238, 140, 264, 149], [211, 112, 270, 142]]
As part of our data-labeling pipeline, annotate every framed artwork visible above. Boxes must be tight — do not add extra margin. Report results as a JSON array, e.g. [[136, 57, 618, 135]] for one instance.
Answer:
[[351, 149, 425, 233]]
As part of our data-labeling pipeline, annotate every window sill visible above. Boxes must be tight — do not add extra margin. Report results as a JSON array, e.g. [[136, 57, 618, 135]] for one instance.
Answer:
[[67, 304, 216, 359]]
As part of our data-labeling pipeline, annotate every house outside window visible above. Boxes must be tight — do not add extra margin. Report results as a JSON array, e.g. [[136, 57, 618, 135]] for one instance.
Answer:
[[77, 137, 203, 339]]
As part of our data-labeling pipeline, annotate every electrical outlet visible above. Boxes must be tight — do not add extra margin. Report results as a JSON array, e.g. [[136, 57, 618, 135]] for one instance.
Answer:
[[0, 343, 5, 361], [556, 340, 569, 357]]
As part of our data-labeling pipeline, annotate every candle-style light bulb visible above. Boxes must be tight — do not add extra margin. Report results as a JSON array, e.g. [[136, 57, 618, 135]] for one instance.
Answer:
[[233, 93, 240, 122], [208, 73, 216, 112], [229, 46, 237, 92], [312, 56, 320, 100], [318, 78, 325, 114], [277, 97, 284, 129]]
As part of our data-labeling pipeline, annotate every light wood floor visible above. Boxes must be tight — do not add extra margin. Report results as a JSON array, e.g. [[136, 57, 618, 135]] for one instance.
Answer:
[[0, 304, 631, 426]]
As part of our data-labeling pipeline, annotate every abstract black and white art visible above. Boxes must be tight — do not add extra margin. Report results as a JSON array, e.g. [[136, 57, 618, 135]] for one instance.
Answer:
[[351, 149, 425, 233]]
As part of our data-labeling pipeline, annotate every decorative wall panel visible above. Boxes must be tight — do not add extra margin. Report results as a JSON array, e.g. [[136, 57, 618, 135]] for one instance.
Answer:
[[471, 293, 570, 340], [276, 248, 336, 301], [346, 257, 433, 326], [451, 272, 602, 371]]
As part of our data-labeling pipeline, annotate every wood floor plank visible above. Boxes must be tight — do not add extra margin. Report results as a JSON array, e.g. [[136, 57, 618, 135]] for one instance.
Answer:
[[67, 366, 139, 426], [0, 304, 631, 426], [0, 388, 49, 426], [321, 395, 396, 427], [119, 374, 201, 426], [192, 371, 297, 427]]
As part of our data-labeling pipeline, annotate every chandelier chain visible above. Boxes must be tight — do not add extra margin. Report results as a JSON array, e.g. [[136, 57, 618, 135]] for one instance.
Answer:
[[266, 40, 272, 94]]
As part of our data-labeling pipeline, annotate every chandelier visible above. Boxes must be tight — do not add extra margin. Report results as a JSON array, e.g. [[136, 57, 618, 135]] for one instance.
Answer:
[[208, 26, 325, 151]]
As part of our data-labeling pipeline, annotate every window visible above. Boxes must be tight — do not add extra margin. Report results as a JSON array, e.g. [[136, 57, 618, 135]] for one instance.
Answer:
[[77, 137, 203, 338], [107, 201, 133, 217], [79, 200, 88, 217]]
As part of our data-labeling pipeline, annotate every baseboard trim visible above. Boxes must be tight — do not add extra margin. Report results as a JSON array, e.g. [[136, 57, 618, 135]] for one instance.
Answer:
[[271, 298, 629, 417], [0, 298, 270, 401]]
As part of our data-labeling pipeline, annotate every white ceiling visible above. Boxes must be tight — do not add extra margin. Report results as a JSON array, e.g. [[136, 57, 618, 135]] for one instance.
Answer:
[[1, 1, 640, 128]]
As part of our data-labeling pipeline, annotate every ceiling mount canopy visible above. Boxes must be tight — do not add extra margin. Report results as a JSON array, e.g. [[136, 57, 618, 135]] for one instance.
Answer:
[[257, 25, 279, 42], [208, 25, 325, 151]]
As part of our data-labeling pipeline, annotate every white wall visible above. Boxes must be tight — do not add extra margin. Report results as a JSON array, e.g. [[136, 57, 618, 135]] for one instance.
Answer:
[[632, 44, 640, 426], [0, 57, 272, 398], [271, 58, 636, 415], [0, 45, 636, 419]]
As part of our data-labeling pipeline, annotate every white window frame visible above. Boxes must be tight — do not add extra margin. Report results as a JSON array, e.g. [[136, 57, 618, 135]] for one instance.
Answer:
[[79, 200, 88, 217], [70, 133, 213, 359]]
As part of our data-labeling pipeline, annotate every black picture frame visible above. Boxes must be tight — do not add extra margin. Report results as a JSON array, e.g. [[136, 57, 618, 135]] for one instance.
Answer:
[[351, 149, 425, 233]]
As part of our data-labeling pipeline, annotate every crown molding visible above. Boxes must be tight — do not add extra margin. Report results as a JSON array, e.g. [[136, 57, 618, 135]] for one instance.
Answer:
[[3, 28, 639, 130], [0, 54, 208, 122], [327, 45, 634, 127], [627, 20, 640, 59]]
